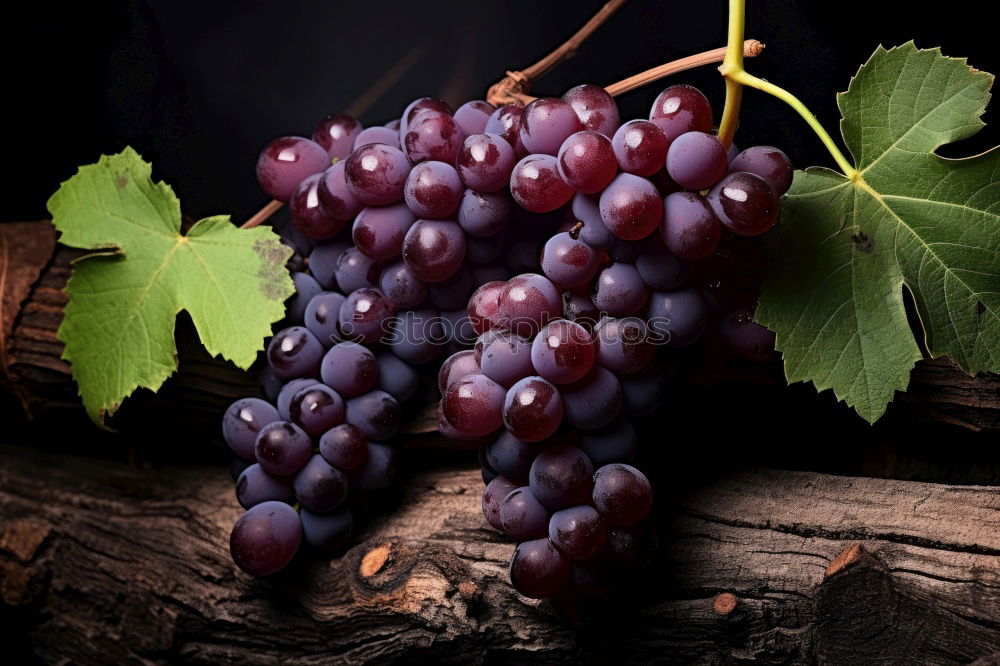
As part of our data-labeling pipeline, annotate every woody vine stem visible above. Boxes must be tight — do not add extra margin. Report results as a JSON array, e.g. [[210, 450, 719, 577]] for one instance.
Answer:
[[717, 0, 858, 178]]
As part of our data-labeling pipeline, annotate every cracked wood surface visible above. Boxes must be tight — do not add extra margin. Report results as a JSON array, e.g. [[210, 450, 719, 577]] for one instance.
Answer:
[[2, 445, 999, 664]]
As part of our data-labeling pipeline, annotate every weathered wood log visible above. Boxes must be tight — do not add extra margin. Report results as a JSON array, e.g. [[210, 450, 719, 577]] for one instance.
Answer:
[[2, 445, 999, 664]]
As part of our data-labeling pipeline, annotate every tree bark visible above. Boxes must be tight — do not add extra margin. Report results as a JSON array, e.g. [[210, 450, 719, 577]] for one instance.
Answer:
[[2, 445, 999, 664]]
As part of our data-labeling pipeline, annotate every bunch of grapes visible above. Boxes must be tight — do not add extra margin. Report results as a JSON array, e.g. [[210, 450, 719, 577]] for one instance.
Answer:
[[221, 80, 787, 594]]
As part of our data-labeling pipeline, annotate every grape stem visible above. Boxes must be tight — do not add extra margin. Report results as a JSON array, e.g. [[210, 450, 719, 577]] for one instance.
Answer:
[[240, 199, 284, 229], [716, 0, 857, 178], [604, 40, 763, 97]]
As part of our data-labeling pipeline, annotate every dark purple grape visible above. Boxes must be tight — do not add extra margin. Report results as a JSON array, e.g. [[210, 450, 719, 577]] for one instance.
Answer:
[[510, 154, 574, 213], [495, 273, 562, 337], [437, 405, 489, 446], [519, 98, 583, 156], [592, 263, 650, 317], [561, 366, 622, 430], [509, 538, 571, 599], [399, 97, 453, 136], [290, 173, 344, 241], [454, 100, 495, 136], [599, 173, 662, 241], [592, 463, 653, 526], [530, 320, 595, 385], [401, 220, 467, 283], [289, 272, 324, 323], [351, 442, 398, 492], [720, 307, 776, 362], [230, 501, 302, 576], [304, 291, 346, 347], [236, 463, 294, 509], [379, 261, 427, 309], [457, 133, 516, 192], [579, 422, 638, 466], [661, 191, 721, 260], [375, 351, 419, 401], [277, 378, 317, 421], [468, 281, 504, 334], [267, 326, 324, 379], [635, 239, 689, 290], [666, 131, 729, 190], [345, 390, 401, 440], [504, 376, 564, 443], [483, 476, 518, 530], [223, 398, 280, 461], [458, 190, 511, 238], [438, 350, 481, 393], [479, 331, 534, 388], [308, 241, 351, 289], [485, 104, 525, 153], [338, 288, 396, 344], [441, 373, 506, 438], [344, 143, 411, 206], [353, 126, 400, 149], [319, 423, 368, 471], [260, 366, 282, 401], [254, 421, 312, 476], [256, 136, 331, 202], [540, 232, 600, 290], [386, 308, 446, 364], [603, 523, 651, 565], [403, 110, 464, 164], [429, 266, 473, 311], [293, 454, 348, 512], [612, 120, 669, 177], [486, 431, 540, 482], [562, 84, 620, 137], [404, 161, 463, 218], [500, 486, 550, 540], [549, 505, 606, 559], [647, 287, 708, 347], [320, 341, 378, 398], [288, 383, 344, 436], [529, 444, 594, 510], [334, 246, 381, 294], [648, 84, 713, 143], [620, 366, 667, 416], [594, 316, 654, 375], [729, 145, 793, 195], [352, 203, 415, 261], [313, 113, 362, 160], [300, 506, 353, 552], [572, 193, 615, 250], [707, 171, 779, 237], [557, 130, 618, 194]]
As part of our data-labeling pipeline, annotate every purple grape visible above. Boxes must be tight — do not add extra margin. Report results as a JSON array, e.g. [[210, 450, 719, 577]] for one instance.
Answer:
[[666, 131, 729, 190], [495, 273, 562, 337], [374, 351, 419, 401], [293, 454, 348, 512], [474, 329, 508, 363], [509, 538, 571, 599], [223, 398, 280, 461], [386, 308, 446, 364], [707, 171, 779, 237], [479, 330, 534, 388], [454, 100, 495, 136], [344, 143, 411, 206], [485, 104, 525, 154], [500, 486, 550, 540], [457, 190, 511, 237], [485, 431, 540, 482], [313, 113, 362, 160], [468, 281, 504, 334], [503, 376, 564, 442], [345, 390, 401, 440], [592, 464, 653, 526], [612, 120, 669, 177], [660, 191, 721, 260], [230, 501, 302, 576], [441, 373, 506, 438], [579, 421, 638, 466], [278, 219, 313, 257], [530, 320, 595, 385], [556, 130, 618, 194], [509, 154, 574, 213], [403, 110, 464, 165], [540, 231, 601, 289], [648, 84, 713, 143], [289, 272, 324, 323], [438, 406, 489, 446], [404, 161, 463, 219], [519, 98, 583, 156], [288, 383, 344, 436], [635, 240, 689, 290], [300, 506, 353, 552], [290, 173, 344, 241], [236, 463, 294, 509], [457, 133, 516, 192], [351, 442, 398, 492], [647, 287, 708, 347], [276, 378, 317, 421], [620, 366, 667, 416], [319, 423, 368, 471], [562, 84, 620, 137], [334, 246, 381, 294], [429, 267, 473, 310], [308, 241, 351, 289], [379, 261, 427, 309], [719, 307, 776, 362], [549, 505, 606, 560], [351, 203, 415, 262], [594, 317, 654, 375], [320, 341, 377, 398], [338, 288, 396, 344], [399, 97, 453, 137], [729, 145, 793, 195], [483, 476, 519, 530], [260, 366, 282, 402], [256, 136, 331, 202], [353, 126, 400, 150], [592, 263, 650, 316], [561, 366, 622, 430], [599, 173, 662, 241], [254, 421, 312, 476], [528, 444, 594, 510], [572, 192, 615, 250], [563, 291, 601, 328], [267, 326, 324, 379], [401, 220, 467, 283], [304, 291, 346, 347], [438, 350, 481, 393], [466, 231, 506, 265]]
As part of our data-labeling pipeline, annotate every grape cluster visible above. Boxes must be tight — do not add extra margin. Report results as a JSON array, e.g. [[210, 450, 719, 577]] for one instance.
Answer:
[[222, 81, 786, 591]]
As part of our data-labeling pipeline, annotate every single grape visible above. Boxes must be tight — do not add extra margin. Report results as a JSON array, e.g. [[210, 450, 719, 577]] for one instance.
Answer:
[[350, 442, 398, 492], [485, 104, 526, 154], [404, 161, 463, 219], [457, 133, 516, 193], [720, 307, 776, 362], [438, 350, 481, 393], [290, 173, 344, 241], [592, 263, 650, 317], [620, 366, 667, 416], [647, 287, 707, 347], [549, 505, 606, 560], [599, 173, 662, 240], [611, 120, 669, 177], [288, 383, 344, 437], [300, 506, 353, 552], [509, 537, 572, 599], [666, 131, 729, 190], [454, 100, 495, 136], [429, 266, 473, 311], [289, 272, 324, 323], [562, 84, 620, 137], [540, 232, 600, 290], [634, 239, 689, 290], [256, 136, 331, 202], [557, 130, 618, 194], [594, 316, 654, 375], [319, 423, 368, 471], [661, 191, 721, 260], [485, 431, 540, 483], [230, 501, 302, 576], [481, 453, 498, 485], [519, 98, 582, 156], [510, 154, 574, 213], [457, 190, 511, 238], [344, 390, 401, 440], [334, 246, 381, 294], [338, 287, 396, 344], [276, 378, 317, 421], [579, 421, 638, 467], [352, 203, 415, 261], [729, 145, 793, 195], [530, 320, 595, 385], [399, 97, 453, 137], [223, 398, 280, 461], [374, 351, 419, 401], [437, 406, 490, 446], [308, 241, 352, 290], [378, 261, 427, 309], [254, 421, 312, 476], [707, 171, 779, 237], [529, 444, 594, 510], [561, 366, 622, 430], [648, 84, 713, 143], [403, 110, 464, 164], [344, 143, 411, 206], [291, 454, 347, 513], [483, 476, 519, 531], [320, 341, 378, 398], [603, 522, 653, 565], [468, 281, 505, 334], [500, 486, 550, 540], [503, 376, 564, 442], [304, 291, 346, 347], [479, 330, 535, 388], [441, 372, 506, 438], [353, 126, 400, 149], [386, 308, 446, 364], [401, 220, 466, 283], [572, 192, 615, 250], [236, 463, 294, 509], [313, 113, 362, 160], [563, 291, 601, 329], [495, 273, 562, 337], [592, 463, 653, 526], [267, 326, 324, 379], [473, 328, 507, 363]]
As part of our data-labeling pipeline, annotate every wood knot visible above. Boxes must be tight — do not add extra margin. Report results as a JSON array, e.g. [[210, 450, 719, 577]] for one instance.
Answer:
[[359, 544, 391, 578], [0, 517, 51, 562], [713, 592, 738, 615]]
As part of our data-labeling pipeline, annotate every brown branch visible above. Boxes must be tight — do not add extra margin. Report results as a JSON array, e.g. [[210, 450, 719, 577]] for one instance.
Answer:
[[605, 39, 763, 97], [239, 199, 284, 229]]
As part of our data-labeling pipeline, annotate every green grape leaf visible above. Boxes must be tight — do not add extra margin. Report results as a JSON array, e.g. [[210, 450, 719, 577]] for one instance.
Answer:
[[757, 42, 999, 423], [47, 147, 293, 424]]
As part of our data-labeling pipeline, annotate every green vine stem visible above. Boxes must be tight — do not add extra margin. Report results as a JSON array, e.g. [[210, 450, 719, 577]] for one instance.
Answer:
[[717, 0, 858, 179]]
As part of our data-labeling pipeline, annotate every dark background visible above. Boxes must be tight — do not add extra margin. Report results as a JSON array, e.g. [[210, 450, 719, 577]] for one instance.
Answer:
[[3, 0, 997, 224]]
